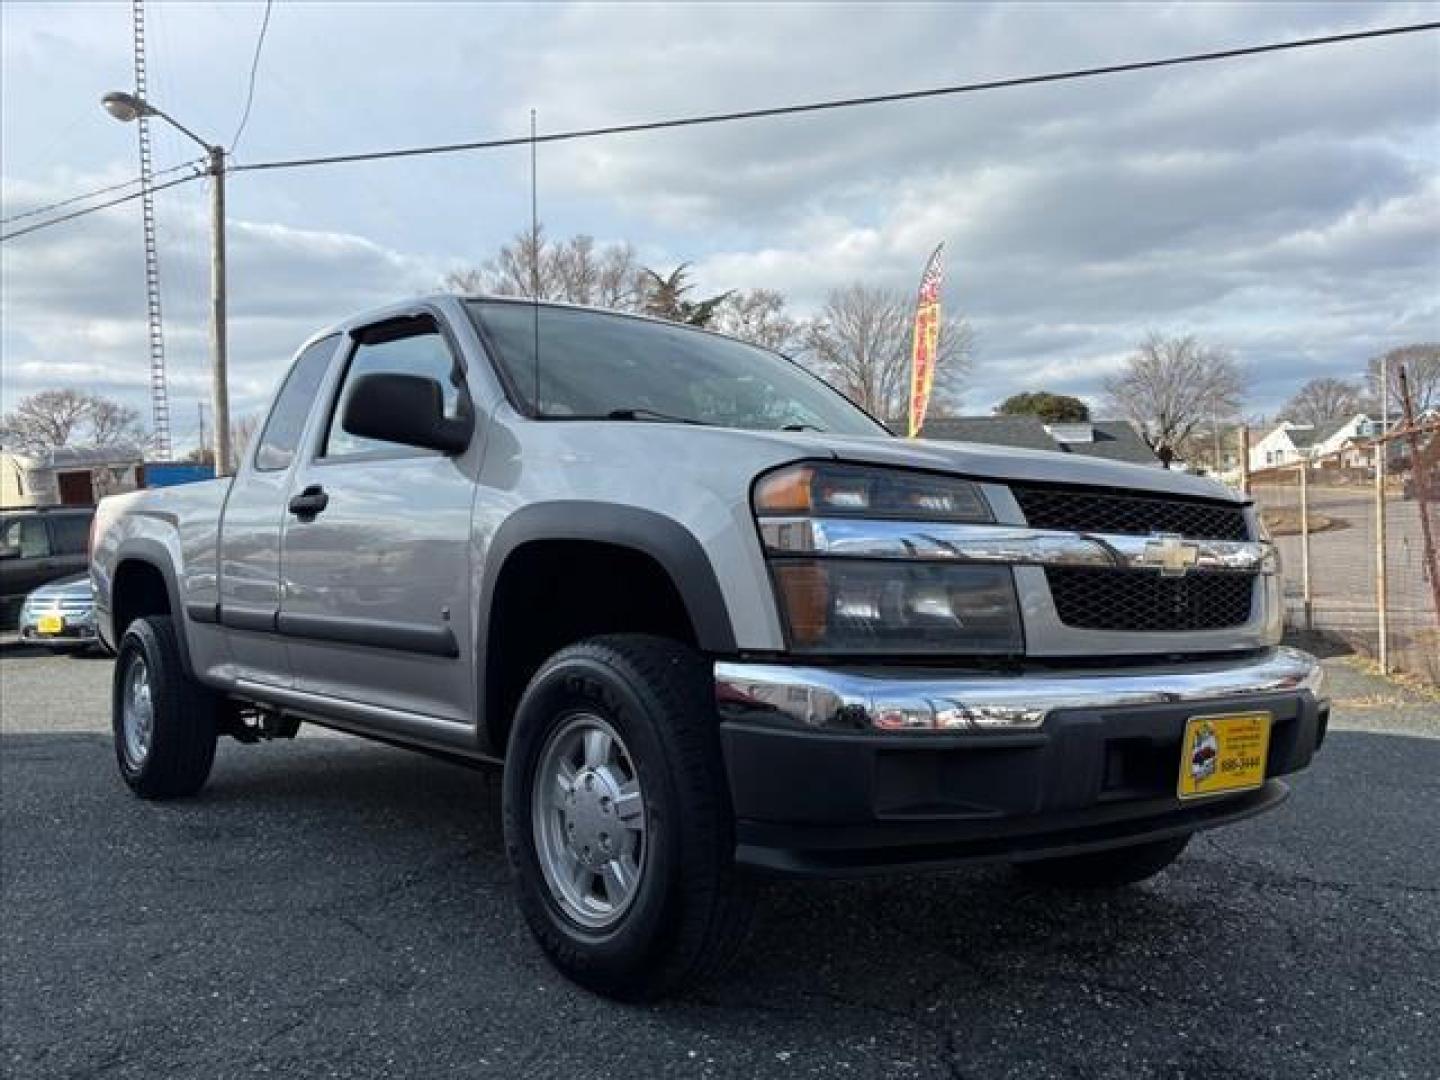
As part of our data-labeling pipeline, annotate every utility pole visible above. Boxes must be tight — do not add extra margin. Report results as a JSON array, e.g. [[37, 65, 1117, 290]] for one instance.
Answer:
[[209, 144, 231, 477], [1211, 394, 1222, 475], [1299, 459, 1312, 632], [1238, 425, 1250, 494], [1375, 354, 1389, 673], [102, 91, 231, 476]]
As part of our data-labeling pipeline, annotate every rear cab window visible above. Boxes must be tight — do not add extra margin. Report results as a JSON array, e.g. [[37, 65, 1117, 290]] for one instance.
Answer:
[[254, 335, 340, 472]]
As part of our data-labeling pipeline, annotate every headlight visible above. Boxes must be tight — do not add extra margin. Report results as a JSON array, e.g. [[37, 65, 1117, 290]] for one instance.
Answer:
[[755, 463, 1021, 656], [754, 463, 991, 522], [771, 559, 1022, 655], [1253, 513, 1281, 574]]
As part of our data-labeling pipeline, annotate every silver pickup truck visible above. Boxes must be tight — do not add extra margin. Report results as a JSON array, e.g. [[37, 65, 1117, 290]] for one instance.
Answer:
[[92, 294, 1327, 999]]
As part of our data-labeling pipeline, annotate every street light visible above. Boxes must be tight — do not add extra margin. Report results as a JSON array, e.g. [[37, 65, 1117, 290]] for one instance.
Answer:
[[100, 91, 143, 122], [102, 90, 231, 476]]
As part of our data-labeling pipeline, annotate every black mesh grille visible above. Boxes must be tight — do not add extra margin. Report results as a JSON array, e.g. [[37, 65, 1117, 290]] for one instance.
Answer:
[[1013, 485, 1249, 541], [1047, 568, 1256, 632]]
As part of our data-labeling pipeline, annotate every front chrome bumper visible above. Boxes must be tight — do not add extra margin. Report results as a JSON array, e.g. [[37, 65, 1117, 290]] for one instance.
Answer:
[[715, 646, 1324, 733]]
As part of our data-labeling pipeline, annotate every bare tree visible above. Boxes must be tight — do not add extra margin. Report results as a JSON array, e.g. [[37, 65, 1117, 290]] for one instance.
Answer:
[[1368, 344, 1440, 416], [87, 397, 146, 448], [799, 283, 974, 422], [0, 389, 90, 453], [1104, 333, 1244, 467], [443, 225, 646, 310], [185, 415, 260, 466], [442, 266, 487, 293], [0, 389, 146, 456], [1282, 377, 1365, 426], [710, 289, 801, 354]]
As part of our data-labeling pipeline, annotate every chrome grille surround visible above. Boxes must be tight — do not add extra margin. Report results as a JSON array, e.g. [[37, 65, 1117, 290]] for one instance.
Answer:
[[25, 595, 93, 613], [758, 502, 1274, 644], [758, 518, 1271, 576]]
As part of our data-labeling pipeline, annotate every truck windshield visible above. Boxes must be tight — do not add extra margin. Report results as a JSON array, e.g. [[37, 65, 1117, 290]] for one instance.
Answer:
[[466, 300, 887, 436]]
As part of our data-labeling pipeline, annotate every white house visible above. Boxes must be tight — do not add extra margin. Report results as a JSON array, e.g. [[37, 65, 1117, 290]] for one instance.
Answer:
[[1249, 422, 1312, 472], [1248, 415, 1370, 473], [1312, 414, 1372, 461]]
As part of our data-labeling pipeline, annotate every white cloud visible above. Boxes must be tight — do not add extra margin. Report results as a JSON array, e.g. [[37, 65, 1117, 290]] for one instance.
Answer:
[[2, 171, 448, 441]]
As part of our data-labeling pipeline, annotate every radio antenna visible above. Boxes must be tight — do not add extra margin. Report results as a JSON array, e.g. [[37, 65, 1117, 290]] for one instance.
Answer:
[[529, 108, 541, 415]]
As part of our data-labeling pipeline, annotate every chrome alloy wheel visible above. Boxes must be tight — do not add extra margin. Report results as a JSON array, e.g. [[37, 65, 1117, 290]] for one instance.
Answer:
[[532, 713, 647, 929], [121, 655, 155, 769]]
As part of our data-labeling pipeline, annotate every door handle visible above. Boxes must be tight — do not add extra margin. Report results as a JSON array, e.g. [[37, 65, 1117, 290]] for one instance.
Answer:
[[288, 484, 329, 520]]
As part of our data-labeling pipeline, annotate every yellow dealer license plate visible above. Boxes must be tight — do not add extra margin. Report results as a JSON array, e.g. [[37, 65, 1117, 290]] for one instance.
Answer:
[[36, 614, 64, 636], [1177, 712, 1271, 800]]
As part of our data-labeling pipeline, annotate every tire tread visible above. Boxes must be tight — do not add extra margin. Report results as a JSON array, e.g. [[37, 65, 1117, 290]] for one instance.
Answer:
[[114, 615, 218, 799], [504, 633, 753, 999]]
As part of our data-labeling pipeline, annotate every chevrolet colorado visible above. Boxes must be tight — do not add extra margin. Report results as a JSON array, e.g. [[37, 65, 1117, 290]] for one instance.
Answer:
[[92, 295, 1327, 999]]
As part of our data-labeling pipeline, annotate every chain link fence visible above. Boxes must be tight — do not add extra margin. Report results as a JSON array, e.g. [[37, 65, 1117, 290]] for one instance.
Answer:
[[1248, 433, 1439, 684]]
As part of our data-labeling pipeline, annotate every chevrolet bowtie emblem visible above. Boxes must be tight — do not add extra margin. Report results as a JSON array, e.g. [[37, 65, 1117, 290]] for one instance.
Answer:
[[1143, 533, 1200, 577]]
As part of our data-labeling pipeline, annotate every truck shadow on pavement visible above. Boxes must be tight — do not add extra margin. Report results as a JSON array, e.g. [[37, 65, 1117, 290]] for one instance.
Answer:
[[0, 637, 108, 660], [2, 728, 1436, 1078]]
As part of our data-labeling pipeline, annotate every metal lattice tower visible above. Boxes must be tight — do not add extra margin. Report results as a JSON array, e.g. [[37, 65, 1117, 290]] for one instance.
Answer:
[[131, 0, 172, 459]]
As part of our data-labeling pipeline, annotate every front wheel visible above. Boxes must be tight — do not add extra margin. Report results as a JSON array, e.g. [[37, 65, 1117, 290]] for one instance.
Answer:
[[112, 615, 219, 799], [503, 634, 752, 1000], [1013, 834, 1192, 888]]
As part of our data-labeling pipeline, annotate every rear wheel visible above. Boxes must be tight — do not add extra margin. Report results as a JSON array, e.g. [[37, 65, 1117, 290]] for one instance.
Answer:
[[503, 634, 752, 1000], [112, 615, 219, 799], [1014, 834, 1192, 888]]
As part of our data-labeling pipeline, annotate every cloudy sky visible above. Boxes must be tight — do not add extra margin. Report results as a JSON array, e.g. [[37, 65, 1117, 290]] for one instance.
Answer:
[[2, 1, 1437, 452]]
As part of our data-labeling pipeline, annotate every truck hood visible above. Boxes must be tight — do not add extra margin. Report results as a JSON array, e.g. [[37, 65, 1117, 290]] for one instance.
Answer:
[[713, 428, 1246, 503]]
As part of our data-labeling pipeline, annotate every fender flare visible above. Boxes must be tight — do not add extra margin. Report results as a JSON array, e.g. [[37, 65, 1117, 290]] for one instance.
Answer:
[[475, 501, 737, 731], [111, 539, 195, 678]]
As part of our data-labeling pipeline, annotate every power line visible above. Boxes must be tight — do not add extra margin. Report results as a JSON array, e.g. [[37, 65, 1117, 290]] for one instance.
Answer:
[[0, 171, 202, 242], [233, 21, 1438, 174], [4, 18, 1433, 240], [231, 0, 275, 154], [0, 158, 203, 227]]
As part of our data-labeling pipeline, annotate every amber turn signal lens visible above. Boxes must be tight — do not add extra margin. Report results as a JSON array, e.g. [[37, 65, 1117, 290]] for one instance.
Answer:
[[772, 562, 829, 647], [754, 465, 816, 515], [753, 463, 990, 522]]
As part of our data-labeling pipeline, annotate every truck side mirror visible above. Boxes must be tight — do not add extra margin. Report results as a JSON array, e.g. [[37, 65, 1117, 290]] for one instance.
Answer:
[[340, 373, 472, 455]]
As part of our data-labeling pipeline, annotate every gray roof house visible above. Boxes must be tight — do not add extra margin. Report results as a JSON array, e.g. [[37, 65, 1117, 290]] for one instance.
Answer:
[[1248, 415, 1372, 473], [897, 416, 1160, 466], [911, 416, 1058, 453]]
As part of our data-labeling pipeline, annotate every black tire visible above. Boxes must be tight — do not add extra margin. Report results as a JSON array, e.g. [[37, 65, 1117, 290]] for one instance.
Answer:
[[503, 634, 753, 1000], [112, 615, 219, 799], [1014, 834, 1192, 888]]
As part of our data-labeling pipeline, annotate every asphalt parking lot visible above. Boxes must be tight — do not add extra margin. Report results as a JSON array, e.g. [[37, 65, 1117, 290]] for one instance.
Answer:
[[2, 641, 1437, 1079]]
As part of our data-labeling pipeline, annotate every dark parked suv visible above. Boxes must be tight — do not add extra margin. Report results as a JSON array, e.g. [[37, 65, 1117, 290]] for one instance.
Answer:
[[0, 506, 94, 629]]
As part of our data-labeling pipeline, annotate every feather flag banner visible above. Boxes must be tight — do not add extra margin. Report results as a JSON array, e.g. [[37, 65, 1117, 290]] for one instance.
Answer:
[[907, 243, 945, 438]]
